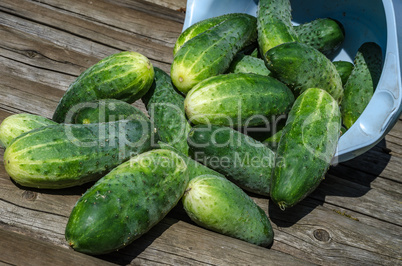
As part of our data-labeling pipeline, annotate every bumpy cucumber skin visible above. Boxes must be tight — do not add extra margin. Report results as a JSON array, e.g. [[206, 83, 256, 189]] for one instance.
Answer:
[[184, 73, 294, 127], [182, 175, 274, 246], [4, 119, 153, 189], [265, 42, 343, 103], [157, 141, 224, 180], [142, 67, 191, 155], [262, 118, 287, 151], [295, 18, 345, 56], [73, 99, 148, 124], [53, 51, 154, 123], [341, 42, 383, 129], [187, 124, 275, 196], [257, 0, 299, 56], [65, 149, 188, 255], [271, 88, 341, 210], [227, 54, 271, 76], [173, 13, 239, 56], [171, 14, 257, 94], [333, 61, 354, 86], [0, 113, 57, 148]]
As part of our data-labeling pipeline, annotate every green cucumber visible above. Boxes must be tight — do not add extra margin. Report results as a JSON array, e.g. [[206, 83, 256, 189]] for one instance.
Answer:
[[341, 42, 383, 129], [184, 73, 294, 127], [227, 54, 271, 76], [265, 41, 343, 103], [187, 124, 275, 196], [65, 149, 188, 255], [271, 88, 341, 210], [295, 18, 345, 56], [53, 51, 154, 123], [72, 99, 148, 124], [4, 119, 153, 189], [157, 141, 224, 180], [333, 60, 354, 86], [0, 113, 57, 148], [171, 13, 257, 94], [340, 126, 347, 136], [173, 13, 239, 56], [249, 48, 260, 58], [257, 0, 299, 56], [142, 67, 191, 155], [182, 175, 274, 246], [262, 118, 287, 151]]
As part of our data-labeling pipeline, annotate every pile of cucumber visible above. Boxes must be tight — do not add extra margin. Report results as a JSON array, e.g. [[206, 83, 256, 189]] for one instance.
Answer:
[[0, 0, 383, 256]]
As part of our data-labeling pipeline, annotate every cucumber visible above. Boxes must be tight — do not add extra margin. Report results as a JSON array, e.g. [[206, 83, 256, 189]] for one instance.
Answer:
[[53, 51, 154, 123], [72, 99, 148, 124], [257, 0, 298, 56], [0, 113, 57, 148], [295, 18, 345, 56], [340, 126, 347, 136], [187, 124, 275, 196], [265, 41, 343, 103], [4, 119, 153, 189], [341, 42, 383, 129], [142, 67, 191, 155], [227, 54, 271, 76], [171, 13, 257, 94], [157, 141, 224, 180], [262, 118, 287, 151], [182, 175, 274, 246], [173, 13, 239, 56], [65, 149, 188, 255], [333, 60, 354, 86], [270, 88, 341, 210], [184, 73, 294, 127], [249, 48, 260, 58]]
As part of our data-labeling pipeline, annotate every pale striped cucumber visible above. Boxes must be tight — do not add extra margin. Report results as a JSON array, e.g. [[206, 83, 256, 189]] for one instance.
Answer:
[[265, 41, 343, 103], [53, 51, 154, 123], [72, 99, 148, 124], [295, 18, 345, 56], [341, 42, 383, 129], [187, 125, 275, 196], [4, 119, 153, 189], [173, 13, 239, 55], [142, 67, 191, 155], [257, 0, 298, 56], [171, 13, 257, 94], [271, 88, 341, 210], [227, 54, 271, 76], [0, 113, 57, 148], [182, 175, 274, 246], [184, 73, 294, 127], [65, 149, 188, 255]]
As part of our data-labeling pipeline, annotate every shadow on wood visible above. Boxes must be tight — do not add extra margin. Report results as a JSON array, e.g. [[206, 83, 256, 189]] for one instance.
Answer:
[[93, 218, 180, 265]]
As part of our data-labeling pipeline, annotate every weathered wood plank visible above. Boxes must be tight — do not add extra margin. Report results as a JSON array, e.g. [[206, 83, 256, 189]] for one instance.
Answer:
[[1, 0, 402, 265], [0, 227, 116, 266], [3, 0, 182, 46], [0, 0, 175, 71], [140, 0, 187, 12], [108, 0, 186, 23]]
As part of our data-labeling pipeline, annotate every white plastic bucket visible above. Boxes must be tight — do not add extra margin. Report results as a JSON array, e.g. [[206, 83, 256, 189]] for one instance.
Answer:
[[182, 0, 402, 163]]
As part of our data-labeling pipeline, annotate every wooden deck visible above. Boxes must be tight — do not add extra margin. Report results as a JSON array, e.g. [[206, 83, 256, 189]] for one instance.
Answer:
[[0, 0, 401, 265]]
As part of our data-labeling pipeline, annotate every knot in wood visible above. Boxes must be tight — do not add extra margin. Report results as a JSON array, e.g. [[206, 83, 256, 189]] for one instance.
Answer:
[[22, 190, 37, 201], [313, 228, 330, 242], [25, 50, 39, 58]]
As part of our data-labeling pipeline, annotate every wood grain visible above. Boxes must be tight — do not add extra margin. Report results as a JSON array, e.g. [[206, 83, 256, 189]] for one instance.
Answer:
[[0, 0, 401, 265]]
